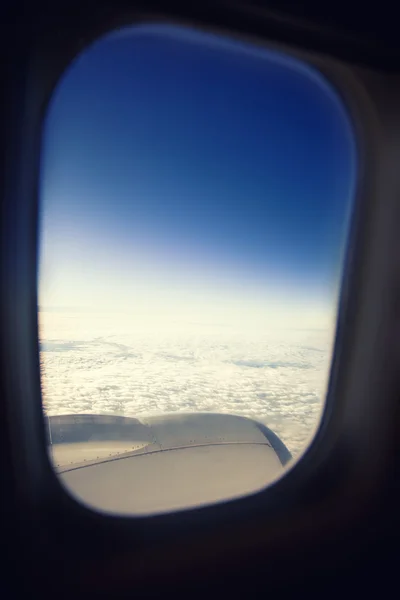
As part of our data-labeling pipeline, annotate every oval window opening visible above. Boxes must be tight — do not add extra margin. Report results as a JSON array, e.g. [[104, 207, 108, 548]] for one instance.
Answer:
[[38, 23, 356, 515]]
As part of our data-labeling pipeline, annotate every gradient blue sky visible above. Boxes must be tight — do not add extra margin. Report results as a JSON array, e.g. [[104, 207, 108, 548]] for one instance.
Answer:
[[38, 24, 356, 330]]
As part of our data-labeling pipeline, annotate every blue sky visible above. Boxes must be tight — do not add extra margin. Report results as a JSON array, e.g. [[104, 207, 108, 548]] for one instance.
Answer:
[[38, 24, 356, 330]]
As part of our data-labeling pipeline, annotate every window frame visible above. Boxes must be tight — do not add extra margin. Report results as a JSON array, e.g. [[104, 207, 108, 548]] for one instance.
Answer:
[[2, 3, 400, 591]]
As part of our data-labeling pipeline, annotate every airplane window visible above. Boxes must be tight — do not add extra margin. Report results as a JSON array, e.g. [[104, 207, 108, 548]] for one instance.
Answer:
[[38, 23, 356, 515]]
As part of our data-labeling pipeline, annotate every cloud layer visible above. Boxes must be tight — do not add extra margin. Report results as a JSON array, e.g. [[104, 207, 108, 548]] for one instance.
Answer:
[[40, 312, 333, 457]]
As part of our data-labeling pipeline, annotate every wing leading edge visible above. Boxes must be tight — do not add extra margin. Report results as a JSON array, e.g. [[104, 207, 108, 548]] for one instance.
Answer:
[[47, 413, 292, 515]]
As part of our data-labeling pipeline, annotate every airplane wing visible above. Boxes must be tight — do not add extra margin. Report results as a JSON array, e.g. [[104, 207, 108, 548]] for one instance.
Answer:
[[47, 413, 292, 515]]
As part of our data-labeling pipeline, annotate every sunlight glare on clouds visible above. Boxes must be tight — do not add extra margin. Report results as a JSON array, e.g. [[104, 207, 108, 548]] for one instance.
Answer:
[[39, 311, 333, 457]]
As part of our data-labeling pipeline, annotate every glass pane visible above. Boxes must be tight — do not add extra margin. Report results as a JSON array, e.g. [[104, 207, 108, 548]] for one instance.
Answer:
[[38, 24, 356, 515]]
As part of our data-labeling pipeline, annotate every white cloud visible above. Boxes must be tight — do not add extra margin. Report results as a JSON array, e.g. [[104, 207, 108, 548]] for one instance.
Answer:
[[39, 312, 333, 457]]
